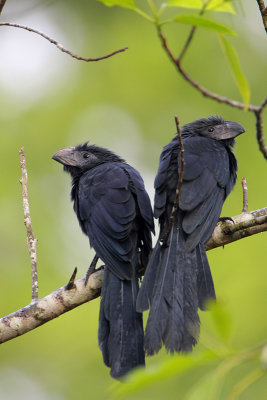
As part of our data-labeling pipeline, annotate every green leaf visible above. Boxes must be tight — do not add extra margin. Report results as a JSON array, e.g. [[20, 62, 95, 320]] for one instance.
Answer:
[[218, 34, 250, 109], [97, 0, 136, 9], [172, 14, 237, 36], [166, 0, 236, 14], [110, 351, 217, 398], [167, 0, 203, 9]]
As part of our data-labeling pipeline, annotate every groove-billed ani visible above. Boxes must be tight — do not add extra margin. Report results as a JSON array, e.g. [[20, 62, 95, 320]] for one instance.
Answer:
[[52, 143, 154, 378], [136, 116, 245, 355]]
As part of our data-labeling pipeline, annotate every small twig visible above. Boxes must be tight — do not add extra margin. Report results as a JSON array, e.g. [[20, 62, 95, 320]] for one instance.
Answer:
[[256, 0, 267, 33], [241, 177, 248, 213], [178, 26, 197, 62], [19, 147, 38, 302], [0, 0, 7, 15], [162, 116, 185, 246], [84, 254, 99, 286], [65, 267, 78, 290], [177, 1, 208, 62], [0, 22, 128, 62], [255, 109, 267, 159]]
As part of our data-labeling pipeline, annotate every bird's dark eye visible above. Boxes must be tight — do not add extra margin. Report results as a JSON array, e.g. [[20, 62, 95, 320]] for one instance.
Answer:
[[83, 153, 90, 159], [208, 127, 214, 132]]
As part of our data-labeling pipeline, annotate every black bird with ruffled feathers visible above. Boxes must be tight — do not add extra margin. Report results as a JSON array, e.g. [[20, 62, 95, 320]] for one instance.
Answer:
[[137, 116, 245, 356], [52, 143, 154, 378]]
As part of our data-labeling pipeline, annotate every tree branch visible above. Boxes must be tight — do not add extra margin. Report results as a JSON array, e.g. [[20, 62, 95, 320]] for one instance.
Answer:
[[0, 22, 128, 62], [256, 0, 267, 33], [0, 270, 103, 344], [0, 207, 266, 344], [205, 207, 267, 251]]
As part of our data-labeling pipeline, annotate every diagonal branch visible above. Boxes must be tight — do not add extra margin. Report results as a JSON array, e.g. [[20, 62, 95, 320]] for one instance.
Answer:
[[157, 27, 267, 160], [0, 22, 128, 62], [158, 28, 261, 112], [256, 0, 267, 33]]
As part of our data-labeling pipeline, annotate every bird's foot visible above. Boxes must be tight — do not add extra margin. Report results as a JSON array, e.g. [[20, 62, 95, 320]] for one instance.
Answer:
[[218, 216, 235, 224]]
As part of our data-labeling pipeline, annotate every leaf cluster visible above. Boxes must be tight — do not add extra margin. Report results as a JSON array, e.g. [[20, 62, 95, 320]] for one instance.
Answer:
[[96, 0, 250, 107]]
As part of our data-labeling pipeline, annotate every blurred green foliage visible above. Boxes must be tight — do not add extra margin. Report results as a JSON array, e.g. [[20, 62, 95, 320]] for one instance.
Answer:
[[0, 0, 266, 399]]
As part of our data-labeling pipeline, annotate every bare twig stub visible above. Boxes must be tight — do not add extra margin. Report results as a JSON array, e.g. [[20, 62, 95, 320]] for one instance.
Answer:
[[242, 177, 248, 213], [162, 116, 185, 246], [19, 147, 38, 302], [0, 22, 128, 62], [256, 0, 267, 33], [65, 267, 78, 291]]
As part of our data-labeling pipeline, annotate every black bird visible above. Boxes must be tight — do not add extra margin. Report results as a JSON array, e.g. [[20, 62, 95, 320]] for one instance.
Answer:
[[52, 143, 154, 378], [136, 116, 245, 355]]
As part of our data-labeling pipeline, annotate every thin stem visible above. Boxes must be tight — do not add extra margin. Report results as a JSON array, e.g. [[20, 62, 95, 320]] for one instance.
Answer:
[[19, 147, 38, 302], [147, 0, 158, 18], [162, 116, 185, 246], [255, 110, 267, 159], [256, 0, 267, 33], [134, 8, 155, 23], [0, 0, 7, 15], [178, 0, 208, 62], [0, 22, 128, 61]]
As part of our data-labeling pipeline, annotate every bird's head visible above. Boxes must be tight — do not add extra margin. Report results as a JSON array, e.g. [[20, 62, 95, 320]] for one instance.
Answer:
[[52, 142, 124, 177], [182, 115, 245, 145]]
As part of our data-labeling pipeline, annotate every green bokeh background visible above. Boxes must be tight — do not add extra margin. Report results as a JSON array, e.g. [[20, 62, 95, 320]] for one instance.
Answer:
[[0, 1, 266, 399]]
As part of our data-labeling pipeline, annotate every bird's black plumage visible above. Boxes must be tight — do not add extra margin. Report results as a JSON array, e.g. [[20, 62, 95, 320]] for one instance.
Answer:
[[52, 143, 154, 378], [136, 116, 245, 355]]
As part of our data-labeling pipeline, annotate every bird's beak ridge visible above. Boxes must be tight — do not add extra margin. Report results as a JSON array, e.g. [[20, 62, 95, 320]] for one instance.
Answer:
[[52, 147, 76, 166], [217, 121, 246, 140]]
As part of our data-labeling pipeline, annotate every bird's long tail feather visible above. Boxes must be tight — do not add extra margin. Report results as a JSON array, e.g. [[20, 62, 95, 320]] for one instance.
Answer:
[[196, 243, 216, 310], [139, 215, 201, 355], [98, 267, 145, 379]]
